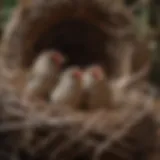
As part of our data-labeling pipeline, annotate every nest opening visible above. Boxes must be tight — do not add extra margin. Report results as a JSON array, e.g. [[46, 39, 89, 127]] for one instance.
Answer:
[[0, 1, 140, 77], [27, 19, 108, 70]]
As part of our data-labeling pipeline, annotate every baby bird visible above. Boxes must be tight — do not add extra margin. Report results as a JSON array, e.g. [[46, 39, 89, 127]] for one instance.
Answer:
[[50, 66, 83, 107], [81, 65, 111, 109], [24, 50, 65, 100]]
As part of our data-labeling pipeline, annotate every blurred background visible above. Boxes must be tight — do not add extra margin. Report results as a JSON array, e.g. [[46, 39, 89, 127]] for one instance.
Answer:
[[0, 0, 160, 87]]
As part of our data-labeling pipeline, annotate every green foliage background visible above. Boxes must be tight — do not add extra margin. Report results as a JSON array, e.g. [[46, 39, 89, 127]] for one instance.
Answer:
[[0, 0, 160, 86], [0, 0, 16, 29]]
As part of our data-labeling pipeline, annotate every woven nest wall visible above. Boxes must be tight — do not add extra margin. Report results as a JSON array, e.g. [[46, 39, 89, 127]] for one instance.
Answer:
[[0, 85, 157, 160], [0, 0, 157, 160], [0, 0, 150, 77]]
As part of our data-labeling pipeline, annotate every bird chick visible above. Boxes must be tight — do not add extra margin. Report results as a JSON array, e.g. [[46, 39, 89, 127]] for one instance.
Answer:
[[50, 66, 83, 108], [81, 65, 111, 109], [24, 50, 65, 100]]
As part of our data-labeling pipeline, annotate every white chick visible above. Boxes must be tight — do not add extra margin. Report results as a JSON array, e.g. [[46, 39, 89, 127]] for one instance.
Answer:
[[50, 66, 83, 107], [82, 65, 111, 109], [24, 50, 65, 100]]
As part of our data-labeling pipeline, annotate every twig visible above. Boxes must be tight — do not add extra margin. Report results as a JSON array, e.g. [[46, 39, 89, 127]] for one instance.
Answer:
[[49, 111, 105, 159], [116, 63, 149, 89], [0, 115, 82, 132], [93, 96, 153, 160]]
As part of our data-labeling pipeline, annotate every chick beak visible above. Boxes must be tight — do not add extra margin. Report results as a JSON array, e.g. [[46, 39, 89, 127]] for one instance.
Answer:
[[72, 70, 82, 80]]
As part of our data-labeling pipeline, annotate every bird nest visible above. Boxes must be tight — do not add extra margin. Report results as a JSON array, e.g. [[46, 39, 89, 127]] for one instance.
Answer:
[[0, 0, 150, 77], [0, 0, 157, 160], [0, 83, 156, 160]]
